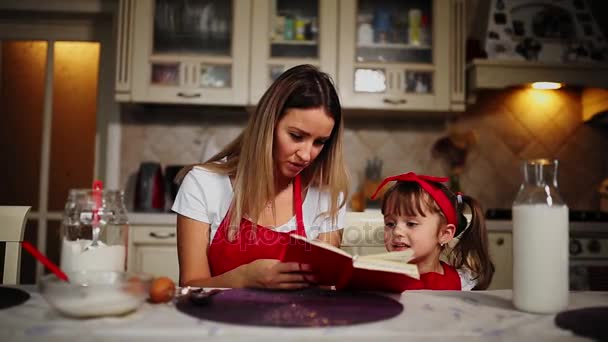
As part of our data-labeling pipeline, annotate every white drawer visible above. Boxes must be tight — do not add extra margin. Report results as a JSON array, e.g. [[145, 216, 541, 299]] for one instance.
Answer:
[[131, 226, 177, 245]]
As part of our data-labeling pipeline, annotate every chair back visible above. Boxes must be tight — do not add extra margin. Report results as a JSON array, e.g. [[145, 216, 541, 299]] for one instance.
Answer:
[[0, 206, 31, 284]]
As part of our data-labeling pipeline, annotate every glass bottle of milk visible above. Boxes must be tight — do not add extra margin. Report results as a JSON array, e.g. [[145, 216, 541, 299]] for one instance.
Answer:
[[512, 159, 569, 314], [60, 189, 129, 273]]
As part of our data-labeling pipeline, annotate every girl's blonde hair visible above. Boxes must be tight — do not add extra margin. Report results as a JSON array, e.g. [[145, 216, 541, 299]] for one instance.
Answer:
[[177, 64, 349, 239], [381, 182, 494, 290]]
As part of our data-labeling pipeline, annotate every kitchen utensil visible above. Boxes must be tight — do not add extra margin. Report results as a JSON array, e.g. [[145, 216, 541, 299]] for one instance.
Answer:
[[365, 157, 383, 181], [85, 180, 104, 251], [134, 162, 165, 212], [39, 270, 152, 318], [21, 241, 69, 282], [164, 165, 185, 202], [187, 288, 223, 305]]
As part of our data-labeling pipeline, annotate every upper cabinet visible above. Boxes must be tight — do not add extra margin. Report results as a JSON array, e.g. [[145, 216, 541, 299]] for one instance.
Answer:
[[249, 0, 338, 104], [115, 0, 251, 105], [115, 0, 465, 111], [337, 0, 465, 111]]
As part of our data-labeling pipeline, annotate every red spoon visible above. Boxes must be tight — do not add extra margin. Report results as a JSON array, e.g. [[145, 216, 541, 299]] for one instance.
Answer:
[[22, 241, 69, 282]]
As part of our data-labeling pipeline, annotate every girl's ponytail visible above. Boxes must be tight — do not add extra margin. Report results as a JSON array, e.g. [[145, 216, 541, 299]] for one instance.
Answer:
[[449, 195, 495, 290]]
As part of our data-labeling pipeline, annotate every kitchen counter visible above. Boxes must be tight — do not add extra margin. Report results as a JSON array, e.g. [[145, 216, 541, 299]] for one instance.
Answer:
[[126, 210, 565, 233], [1, 287, 604, 341]]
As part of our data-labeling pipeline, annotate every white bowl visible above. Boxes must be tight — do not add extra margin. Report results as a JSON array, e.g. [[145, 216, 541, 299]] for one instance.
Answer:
[[39, 271, 152, 318]]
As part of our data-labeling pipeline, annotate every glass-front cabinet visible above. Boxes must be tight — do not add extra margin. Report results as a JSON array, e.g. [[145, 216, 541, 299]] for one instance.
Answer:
[[337, 0, 464, 111], [122, 0, 251, 104], [249, 0, 338, 104], [115, 0, 465, 110]]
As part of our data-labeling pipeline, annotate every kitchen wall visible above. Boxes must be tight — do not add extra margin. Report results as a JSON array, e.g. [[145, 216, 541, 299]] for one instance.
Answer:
[[120, 88, 608, 211]]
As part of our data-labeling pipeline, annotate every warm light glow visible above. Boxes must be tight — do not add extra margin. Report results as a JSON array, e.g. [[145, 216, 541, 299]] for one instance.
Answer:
[[530, 82, 563, 90], [525, 89, 560, 106]]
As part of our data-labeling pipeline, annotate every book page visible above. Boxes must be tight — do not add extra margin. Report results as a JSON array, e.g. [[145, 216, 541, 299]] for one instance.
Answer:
[[358, 250, 415, 263], [289, 234, 353, 259], [353, 259, 420, 279]]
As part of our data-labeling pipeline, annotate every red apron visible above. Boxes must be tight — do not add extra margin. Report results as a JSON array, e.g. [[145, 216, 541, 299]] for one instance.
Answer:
[[406, 262, 462, 290], [208, 174, 307, 276]]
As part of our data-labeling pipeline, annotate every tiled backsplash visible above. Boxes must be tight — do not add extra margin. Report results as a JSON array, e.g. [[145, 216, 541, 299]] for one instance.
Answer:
[[121, 89, 608, 211]]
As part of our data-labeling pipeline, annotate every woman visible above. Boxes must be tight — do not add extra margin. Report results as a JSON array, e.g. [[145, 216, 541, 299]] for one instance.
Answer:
[[172, 65, 349, 289]]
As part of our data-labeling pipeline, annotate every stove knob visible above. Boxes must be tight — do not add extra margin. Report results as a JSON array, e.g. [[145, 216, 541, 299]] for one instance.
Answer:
[[587, 240, 601, 254], [569, 239, 582, 255]]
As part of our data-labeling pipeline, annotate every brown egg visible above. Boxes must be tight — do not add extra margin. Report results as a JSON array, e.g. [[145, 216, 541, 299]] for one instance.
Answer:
[[149, 276, 176, 303]]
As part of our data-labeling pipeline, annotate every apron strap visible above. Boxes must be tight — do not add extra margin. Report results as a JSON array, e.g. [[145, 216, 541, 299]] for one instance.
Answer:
[[293, 174, 306, 237]]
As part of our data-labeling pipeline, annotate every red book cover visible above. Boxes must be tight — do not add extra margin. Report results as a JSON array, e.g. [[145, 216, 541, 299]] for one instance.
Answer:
[[280, 233, 354, 286], [340, 267, 423, 293], [279, 234, 419, 293]]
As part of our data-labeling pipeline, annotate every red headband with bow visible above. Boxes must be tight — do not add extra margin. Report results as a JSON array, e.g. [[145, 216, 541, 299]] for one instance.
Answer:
[[370, 172, 457, 226]]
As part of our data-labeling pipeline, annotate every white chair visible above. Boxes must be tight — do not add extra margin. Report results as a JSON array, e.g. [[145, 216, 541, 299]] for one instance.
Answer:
[[0, 206, 31, 284]]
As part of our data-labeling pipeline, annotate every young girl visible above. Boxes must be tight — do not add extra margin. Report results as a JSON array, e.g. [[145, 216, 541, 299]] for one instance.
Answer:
[[371, 172, 494, 290]]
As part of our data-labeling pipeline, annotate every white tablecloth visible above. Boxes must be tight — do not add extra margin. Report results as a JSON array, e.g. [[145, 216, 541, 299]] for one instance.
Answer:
[[0, 288, 606, 342]]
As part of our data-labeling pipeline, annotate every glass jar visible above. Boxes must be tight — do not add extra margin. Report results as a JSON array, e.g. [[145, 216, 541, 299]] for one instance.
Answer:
[[512, 159, 569, 313], [60, 189, 129, 273]]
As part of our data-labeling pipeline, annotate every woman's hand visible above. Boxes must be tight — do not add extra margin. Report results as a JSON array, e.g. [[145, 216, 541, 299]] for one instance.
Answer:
[[241, 259, 317, 289]]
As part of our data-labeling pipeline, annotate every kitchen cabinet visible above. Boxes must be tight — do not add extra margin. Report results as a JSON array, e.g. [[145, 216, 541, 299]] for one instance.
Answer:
[[115, 0, 251, 105], [128, 225, 179, 283], [487, 232, 513, 290], [115, 0, 465, 111], [249, 0, 338, 104], [336, 0, 465, 111]]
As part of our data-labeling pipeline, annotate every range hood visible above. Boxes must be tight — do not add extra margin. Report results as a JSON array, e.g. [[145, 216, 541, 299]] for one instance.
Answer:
[[467, 59, 608, 90], [467, 59, 608, 122], [466, 0, 608, 122]]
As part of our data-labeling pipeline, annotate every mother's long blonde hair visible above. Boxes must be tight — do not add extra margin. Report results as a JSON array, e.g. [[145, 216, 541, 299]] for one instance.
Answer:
[[178, 64, 349, 239]]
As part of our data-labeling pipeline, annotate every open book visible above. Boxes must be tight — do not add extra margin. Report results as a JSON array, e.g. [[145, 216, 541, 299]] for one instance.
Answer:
[[279, 234, 420, 293]]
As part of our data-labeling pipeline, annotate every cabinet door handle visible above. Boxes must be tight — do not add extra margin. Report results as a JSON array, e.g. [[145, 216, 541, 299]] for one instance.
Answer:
[[396, 72, 402, 90], [383, 98, 407, 105], [177, 92, 201, 98], [496, 238, 504, 246], [150, 232, 176, 239]]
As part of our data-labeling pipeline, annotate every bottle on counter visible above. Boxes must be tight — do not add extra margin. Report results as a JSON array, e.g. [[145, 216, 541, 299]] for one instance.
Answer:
[[512, 158, 569, 314]]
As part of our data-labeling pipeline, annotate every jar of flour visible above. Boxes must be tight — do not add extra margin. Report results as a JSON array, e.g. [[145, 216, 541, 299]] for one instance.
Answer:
[[60, 188, 129, 273]]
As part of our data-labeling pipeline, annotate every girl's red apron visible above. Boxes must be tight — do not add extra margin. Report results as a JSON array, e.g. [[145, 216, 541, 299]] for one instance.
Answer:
[[407, 262, 462, 290], [208, 174, 306, 276]]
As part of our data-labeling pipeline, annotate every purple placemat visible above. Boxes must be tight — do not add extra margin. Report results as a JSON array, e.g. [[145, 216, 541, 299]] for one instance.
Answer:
[[176, 288, 403, 327], [0, 286, 30, 309]]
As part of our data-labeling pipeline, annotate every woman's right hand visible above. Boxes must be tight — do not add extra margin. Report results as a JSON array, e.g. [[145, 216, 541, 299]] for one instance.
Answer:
[[241, 259, 317, 289]]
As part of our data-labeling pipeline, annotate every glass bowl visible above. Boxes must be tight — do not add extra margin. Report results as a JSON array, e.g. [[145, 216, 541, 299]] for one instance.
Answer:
[[39, 271, 153, 318]]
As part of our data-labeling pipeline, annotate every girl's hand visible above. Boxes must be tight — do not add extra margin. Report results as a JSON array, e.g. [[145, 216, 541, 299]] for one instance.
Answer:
[[242, 259, 317, 289]]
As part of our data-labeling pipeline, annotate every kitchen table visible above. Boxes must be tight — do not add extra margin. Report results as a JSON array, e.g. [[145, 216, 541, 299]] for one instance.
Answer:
[[0, 287, 606, 342]]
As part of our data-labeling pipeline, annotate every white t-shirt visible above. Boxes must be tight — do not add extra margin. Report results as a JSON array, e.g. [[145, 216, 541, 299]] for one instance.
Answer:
[[171, 166, 345, 240]]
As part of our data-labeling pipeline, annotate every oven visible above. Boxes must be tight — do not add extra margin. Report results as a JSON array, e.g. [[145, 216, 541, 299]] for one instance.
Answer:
[[569, 231, 608, 291]]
